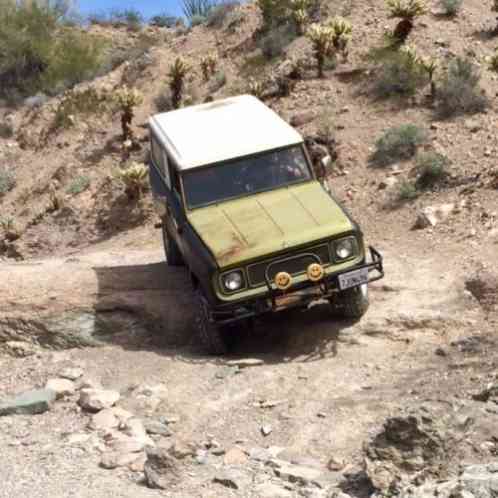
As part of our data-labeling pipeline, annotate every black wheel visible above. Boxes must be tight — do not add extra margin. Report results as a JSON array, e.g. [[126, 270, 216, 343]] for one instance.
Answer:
[[333, 284, 369, 319], [194, 289, 229, 355], [162, 224, 184, 266]]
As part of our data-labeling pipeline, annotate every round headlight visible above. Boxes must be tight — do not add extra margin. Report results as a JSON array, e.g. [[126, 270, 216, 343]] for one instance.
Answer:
[[335, 238, 354, 260], [222, 271, 244, 292]]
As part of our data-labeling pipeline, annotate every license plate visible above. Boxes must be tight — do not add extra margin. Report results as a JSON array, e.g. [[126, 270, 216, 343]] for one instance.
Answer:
[[338, 267, 369, 290]]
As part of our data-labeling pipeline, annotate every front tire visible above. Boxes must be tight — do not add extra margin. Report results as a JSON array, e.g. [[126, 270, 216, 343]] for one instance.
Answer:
[[333, 284, 369, 319], [162, 224, 184, 266], [194, 289, 229, 355]]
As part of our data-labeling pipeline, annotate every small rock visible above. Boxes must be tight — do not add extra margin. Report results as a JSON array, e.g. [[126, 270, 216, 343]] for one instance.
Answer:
[[254, 482, 292, 497], [24, 92, 48, 108], [261, 425, 273, 437], [59, 367, 84, 381], [435, 347, 447, 357], [226, 358, 264, 368], [144, 420, 172, 437], [378, 177, 398, 190], [170, 440, 195, 459], [224, 446, 248, 465], [78, 389, 120, 413], [413, 203, 455, 229], [128, 453, 147, 472], [327, 457, 345, 471], [108, 434, 148, 454], [273, 461, 324, 486], [465, 119, 481, 133], [213, 469, 251, 490], [100, 451, 142, 470], [89, 407, 133, 431], [3, 341, 37, 358], [45, 378, 75, 399], [290, 111, 315, 127], [144, 446, 181, 489], [0, 389, 56, 416]]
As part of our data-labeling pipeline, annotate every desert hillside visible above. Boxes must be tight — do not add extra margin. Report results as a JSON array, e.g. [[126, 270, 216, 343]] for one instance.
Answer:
[[0, 1, 497, 497]]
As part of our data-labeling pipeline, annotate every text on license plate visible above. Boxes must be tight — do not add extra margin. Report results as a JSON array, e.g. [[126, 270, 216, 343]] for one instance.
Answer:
[[338, 267, 369, 290]]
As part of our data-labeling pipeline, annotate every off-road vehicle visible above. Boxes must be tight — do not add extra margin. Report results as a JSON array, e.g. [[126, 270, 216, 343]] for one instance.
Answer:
[[148, 95, 384, 354]]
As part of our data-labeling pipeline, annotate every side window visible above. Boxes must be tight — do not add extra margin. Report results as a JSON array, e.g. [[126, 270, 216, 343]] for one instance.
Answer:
[[169, 162, 182, 198], [151, 134, 171, 188]]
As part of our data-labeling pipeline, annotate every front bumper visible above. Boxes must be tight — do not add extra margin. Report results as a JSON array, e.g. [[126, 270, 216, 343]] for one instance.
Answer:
[[210, 246, 384, 325]]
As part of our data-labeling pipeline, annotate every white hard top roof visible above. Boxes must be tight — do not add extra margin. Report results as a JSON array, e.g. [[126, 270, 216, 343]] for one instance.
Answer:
[[149, 95, 303, 171]]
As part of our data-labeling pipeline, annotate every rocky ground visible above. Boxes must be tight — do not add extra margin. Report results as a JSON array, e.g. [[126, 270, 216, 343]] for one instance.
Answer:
[[1, 0, 498, 496]]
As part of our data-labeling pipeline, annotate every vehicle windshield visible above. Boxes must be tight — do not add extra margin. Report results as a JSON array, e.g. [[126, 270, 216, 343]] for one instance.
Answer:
[[182, 146, 312, 209]]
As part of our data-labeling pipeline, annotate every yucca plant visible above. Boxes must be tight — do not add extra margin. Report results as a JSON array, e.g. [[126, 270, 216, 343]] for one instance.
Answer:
[[169, 57, 190, 109], [306, 24, 335, 77], [116, 162, 149, 199], [419, 55, 438, 98], [248, 78, 265, 99], [200, 53, 218, 82], [386, 0, 427, 43], [113, 87, 144, 141], [328, 17, 352, 60]]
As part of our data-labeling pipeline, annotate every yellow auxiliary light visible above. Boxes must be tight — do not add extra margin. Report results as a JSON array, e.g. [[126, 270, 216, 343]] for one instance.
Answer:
[[275, 271, 292, 291], [307, 263, 325, 282]]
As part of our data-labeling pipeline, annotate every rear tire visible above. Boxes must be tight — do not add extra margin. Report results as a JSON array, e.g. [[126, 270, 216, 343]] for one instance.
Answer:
[[162, 224, 184, 266], [194, 289, 229, 355], [333, 284, 369, 319]]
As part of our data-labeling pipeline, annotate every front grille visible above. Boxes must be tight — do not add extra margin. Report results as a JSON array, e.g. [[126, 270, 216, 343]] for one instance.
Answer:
[[247, 244, 331, 287]]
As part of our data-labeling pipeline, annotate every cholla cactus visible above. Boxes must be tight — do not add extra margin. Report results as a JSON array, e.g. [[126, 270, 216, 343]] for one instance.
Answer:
[[487, 50, 498, 72], [306, 24, 335, 77], [116, 162, 148, 199], [113, 87, 144, 141], [288, 0, 312, 34], [169, 57, 190, 109], [248, 78, 265, 99], [200, 53, 218, 82], [386, 0, 427, 43], [419, 55, 438, 98], [328, 17, 352, 60]]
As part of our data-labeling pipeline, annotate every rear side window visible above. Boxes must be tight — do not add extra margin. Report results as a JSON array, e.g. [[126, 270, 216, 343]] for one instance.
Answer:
[[151, 134, 171, 188]]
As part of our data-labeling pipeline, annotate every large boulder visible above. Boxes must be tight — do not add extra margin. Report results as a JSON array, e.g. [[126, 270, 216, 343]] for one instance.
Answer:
[[0, 389, 56, 416]]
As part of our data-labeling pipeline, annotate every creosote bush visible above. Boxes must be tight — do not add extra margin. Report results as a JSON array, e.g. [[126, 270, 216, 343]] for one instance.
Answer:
[[168, 57, 190, 109], [386, 0, 427, 44], [150, 14, 181, 28], [0, 1, 104, 98], [0, 168, 16, 195], [258, 23, 298, 59], [438, 0, 463, 17], [113, 87, 144, 141], [436, 57, 489, 118], [415, 151, 449, 189], [206, 2, 240, 28], [116, 162, 148, 199], [487, 50, 498, 72], [372, 124, 427, 166], [256, 0, 291, 31], [53, 87, 108, 130]]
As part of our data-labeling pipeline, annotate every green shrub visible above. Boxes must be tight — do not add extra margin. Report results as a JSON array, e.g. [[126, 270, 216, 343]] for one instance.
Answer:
[[372, 47, 427, 98], [438, 0, 463, 16], [53, 88, 108, 130], [0, 121, 14, 139], [191, 14, 207, 26], [66, 175, 90, 195], [396, 180, 418, 200], [150, 14, 181, 28], [209, 71, 227, 92], [415, 152, 449, 189], [259, 22, 298, 59], [0, 2, 104, 98], [182, 0, 216, 22], [206, 2, 240, 28], [372, 124, 427, 166], [436, 57, 489, 118], [0, 168, 15, 195]]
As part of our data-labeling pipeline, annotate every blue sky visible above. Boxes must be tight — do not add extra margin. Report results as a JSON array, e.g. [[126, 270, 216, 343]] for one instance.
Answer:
[[77, 0, 183, 19]]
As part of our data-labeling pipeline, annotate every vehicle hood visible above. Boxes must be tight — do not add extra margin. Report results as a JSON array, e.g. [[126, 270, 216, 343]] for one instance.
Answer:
[[187, 181, 354, 268]]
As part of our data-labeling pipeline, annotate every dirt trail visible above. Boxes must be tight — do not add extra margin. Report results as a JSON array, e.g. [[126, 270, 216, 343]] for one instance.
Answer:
[[1, 231, 494, 497]]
